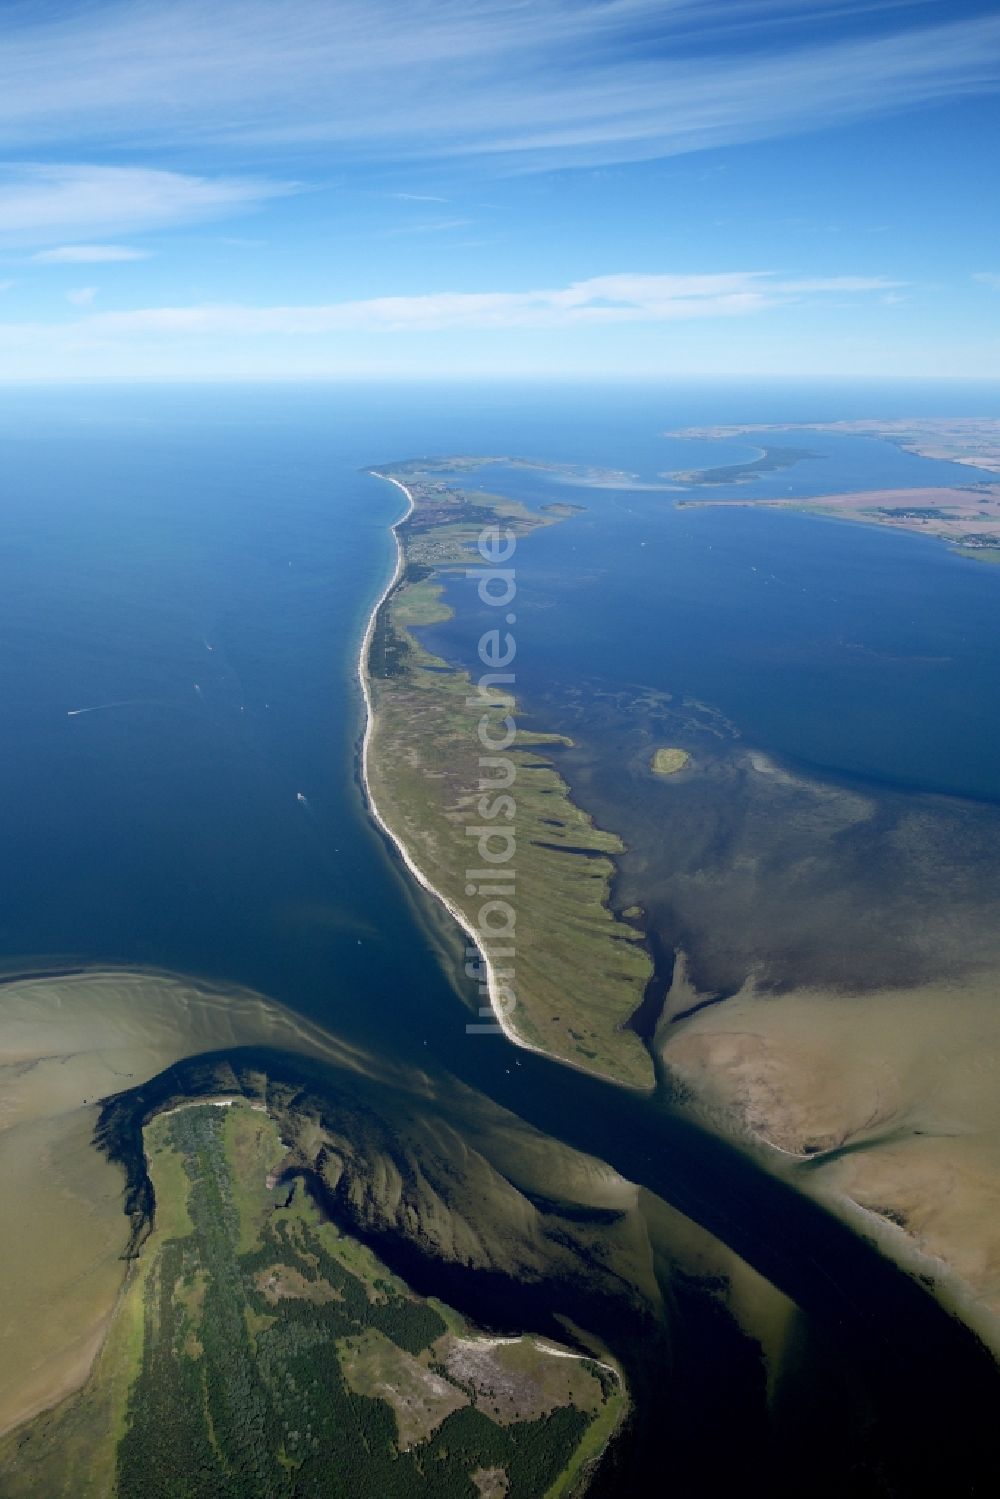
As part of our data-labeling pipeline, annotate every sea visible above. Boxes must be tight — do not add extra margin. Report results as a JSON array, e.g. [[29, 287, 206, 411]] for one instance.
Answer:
[[2, 378, 999, 1492]]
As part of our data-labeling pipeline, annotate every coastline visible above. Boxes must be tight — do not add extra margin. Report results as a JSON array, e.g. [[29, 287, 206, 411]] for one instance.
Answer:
[[358, 474, 1000, 1347], [359, 472, 554, 1066], [676, 485, 1000, 556]]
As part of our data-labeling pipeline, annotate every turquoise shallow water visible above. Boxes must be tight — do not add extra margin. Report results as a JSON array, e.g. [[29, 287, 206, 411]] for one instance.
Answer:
[[3, 380, 1000, 1492]]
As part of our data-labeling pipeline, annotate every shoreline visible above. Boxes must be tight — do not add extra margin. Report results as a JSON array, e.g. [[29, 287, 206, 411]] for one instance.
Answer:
[[359, 472, 554, 1066]]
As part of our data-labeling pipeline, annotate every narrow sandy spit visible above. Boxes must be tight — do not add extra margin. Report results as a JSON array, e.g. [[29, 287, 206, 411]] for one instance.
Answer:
[[359, 472, 552, 1063], [451, 1333, 618, 1371]]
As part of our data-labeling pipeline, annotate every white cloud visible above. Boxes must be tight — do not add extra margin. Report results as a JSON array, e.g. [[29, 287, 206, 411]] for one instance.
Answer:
[[0, 165, 296, 247], [0, 3, 995, 171], [32, 243, 149, 263], [66, 286, 98, 306], [974, 272, 1000, 290], [388, 192, 451, 203], [12, 271, 899, 340], [380, 218, 472, 239]]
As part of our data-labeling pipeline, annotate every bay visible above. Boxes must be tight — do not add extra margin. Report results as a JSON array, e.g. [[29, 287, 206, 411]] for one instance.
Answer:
[[2, 379, 1000, 1493]]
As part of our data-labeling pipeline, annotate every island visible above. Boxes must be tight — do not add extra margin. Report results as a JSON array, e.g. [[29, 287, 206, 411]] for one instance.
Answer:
[[650, 748, 691, 777], [362, 462, 654, 1088]]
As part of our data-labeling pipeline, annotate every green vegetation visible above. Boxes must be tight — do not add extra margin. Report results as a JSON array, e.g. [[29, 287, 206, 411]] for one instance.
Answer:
[[668, 444, 820, 486], [651, 747, 691, 777], [953, 539, 1000, 563], [366, 464, 653, 1088], [0, 1099, 624, 1497]]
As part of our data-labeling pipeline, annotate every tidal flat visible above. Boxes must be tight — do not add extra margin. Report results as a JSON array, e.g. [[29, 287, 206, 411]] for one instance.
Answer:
[[658, 972, 1000, 1344], [508, 673, 1000, 1350], [363, 449, 1000, 1363]]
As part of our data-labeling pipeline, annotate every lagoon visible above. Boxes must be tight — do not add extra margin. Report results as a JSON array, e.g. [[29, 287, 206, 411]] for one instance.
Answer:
[[3, 380, 1000, 1492]]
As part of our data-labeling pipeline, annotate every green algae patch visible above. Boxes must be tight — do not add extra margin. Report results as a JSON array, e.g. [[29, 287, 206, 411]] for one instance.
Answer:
[[651, 747, 691, 777]]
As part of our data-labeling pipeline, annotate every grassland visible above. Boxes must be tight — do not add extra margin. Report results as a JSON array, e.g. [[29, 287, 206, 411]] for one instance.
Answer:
[[365, 463, 654, 1089], [0, 1098, 625, 1497]]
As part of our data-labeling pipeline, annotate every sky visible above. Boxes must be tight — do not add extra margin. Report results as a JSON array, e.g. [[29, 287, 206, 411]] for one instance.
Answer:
[[0, 0, 998, 380]]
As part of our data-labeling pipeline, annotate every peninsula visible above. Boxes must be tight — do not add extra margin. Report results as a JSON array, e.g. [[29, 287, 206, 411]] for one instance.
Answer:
[[362, 462, 653, 1088], [670, 418, 1000, 555], [0, 1093, 625, 1496], [669, 417, 1000, 474], [665, 443, 820, 487], [678, 482, 1000, 555]]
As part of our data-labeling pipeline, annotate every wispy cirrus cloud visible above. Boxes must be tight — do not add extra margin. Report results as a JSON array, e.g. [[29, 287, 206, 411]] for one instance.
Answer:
[[0, 3, 996, 171], [379, 218, 472, 240], [5, 271, 900, 340], [31, 244, 150, 264], [388, 193, 451, 203], [974, 272, 1000, 290], [0, 165, 297, 248]]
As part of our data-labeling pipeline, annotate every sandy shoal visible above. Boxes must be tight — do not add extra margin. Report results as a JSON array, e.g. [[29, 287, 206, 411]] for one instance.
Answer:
[[0, 966, 390, 1435], [660, 968, 1000, 1348]]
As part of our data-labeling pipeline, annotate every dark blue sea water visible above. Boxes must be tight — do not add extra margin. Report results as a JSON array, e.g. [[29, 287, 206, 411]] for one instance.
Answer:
[[2, 379, 999, 1011], [4, 380, 1000, 1493]]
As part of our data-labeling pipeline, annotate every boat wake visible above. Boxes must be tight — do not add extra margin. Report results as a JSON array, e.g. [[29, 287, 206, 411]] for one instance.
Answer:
[[66, 700, 152, 717]]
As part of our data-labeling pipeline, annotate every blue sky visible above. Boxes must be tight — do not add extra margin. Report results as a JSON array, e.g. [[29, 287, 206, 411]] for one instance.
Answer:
[[1, 0, 998, 379]]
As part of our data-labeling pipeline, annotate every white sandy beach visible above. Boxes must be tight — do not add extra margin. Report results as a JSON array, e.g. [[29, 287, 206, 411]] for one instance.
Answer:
[[360, 472, 550, 1063]]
